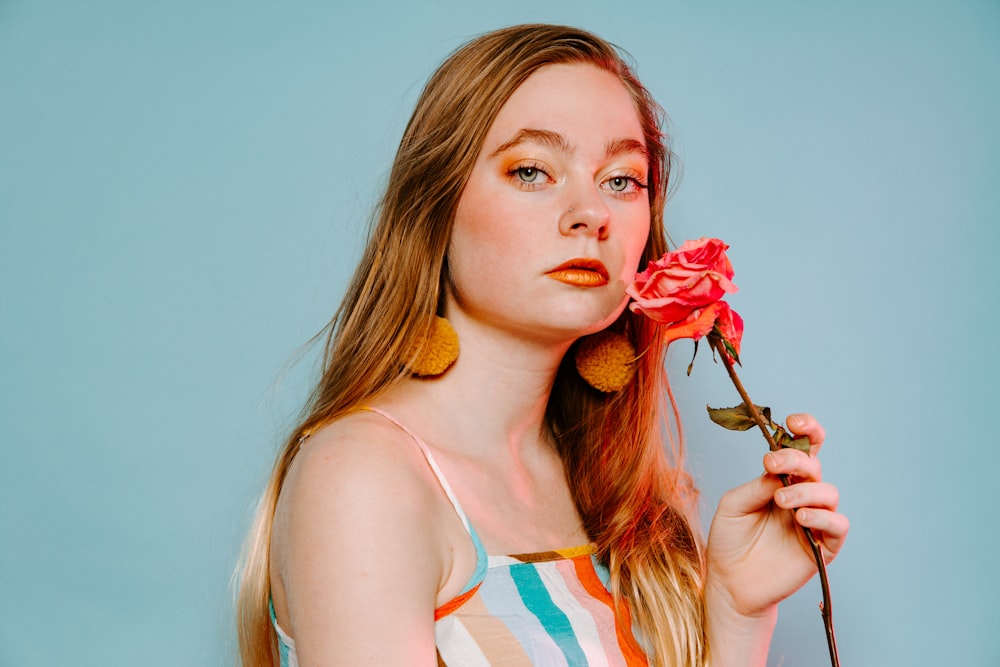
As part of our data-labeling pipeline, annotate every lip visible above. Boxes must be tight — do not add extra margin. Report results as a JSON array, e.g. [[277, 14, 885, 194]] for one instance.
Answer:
[[545, 258, 610, 287]]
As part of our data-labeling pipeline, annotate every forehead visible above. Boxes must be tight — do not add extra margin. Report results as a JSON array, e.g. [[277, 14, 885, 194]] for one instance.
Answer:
[[484, 62, 645, 148]]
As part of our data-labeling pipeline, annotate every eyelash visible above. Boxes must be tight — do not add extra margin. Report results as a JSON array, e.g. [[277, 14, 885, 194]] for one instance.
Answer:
[[506, 162, 648, 199], [604, 174, 649, 197], [507, 163, 550, 189]]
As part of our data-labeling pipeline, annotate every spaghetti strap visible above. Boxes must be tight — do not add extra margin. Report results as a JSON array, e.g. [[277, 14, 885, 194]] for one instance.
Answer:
[[363, 407, 488, 593]]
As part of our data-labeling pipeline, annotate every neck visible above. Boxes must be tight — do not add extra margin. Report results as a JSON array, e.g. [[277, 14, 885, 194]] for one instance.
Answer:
[[385, 315, 573, 461]]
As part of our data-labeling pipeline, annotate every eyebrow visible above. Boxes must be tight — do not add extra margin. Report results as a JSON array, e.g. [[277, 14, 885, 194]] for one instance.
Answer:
[[490, 128, 571, 157], [605, 137, 649, 162], [489, 128, 648, 162]]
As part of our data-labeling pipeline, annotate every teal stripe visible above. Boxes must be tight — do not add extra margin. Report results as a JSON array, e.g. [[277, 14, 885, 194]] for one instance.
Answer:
[[479, 565, 563, 664], [509, 562, 587, 665], [458, 524, 489, 595], [268, 598, 292, 667], [591, 554, 612, 591]]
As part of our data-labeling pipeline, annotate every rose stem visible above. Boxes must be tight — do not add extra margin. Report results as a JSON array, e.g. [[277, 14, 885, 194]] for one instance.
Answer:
[[709, 335, 840, 667]]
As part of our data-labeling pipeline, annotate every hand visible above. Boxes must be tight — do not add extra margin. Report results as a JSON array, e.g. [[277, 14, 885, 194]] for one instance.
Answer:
[[705, 413, 850, 620]]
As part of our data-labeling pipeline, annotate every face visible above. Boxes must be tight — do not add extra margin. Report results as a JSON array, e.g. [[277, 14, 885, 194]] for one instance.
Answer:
[[446, 63, 652, 344]]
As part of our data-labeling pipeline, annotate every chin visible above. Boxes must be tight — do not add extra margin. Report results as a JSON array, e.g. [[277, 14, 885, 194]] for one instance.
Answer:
[[557, 304, 629, 339], [591, 293, 631, 330]]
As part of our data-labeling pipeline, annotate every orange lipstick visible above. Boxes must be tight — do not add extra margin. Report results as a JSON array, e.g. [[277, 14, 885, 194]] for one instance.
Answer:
[[546, 258, 610, 287]]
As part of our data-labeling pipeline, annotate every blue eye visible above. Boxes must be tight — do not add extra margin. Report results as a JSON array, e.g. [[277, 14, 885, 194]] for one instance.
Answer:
[[609, 176, 630, 192], [604, 174, 648, 195], [516, 166, 540, 183]]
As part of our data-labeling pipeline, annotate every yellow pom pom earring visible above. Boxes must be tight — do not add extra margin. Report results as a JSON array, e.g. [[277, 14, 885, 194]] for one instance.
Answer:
[[406, 318, 637, 390], [408, 316, 460, 376], [574, 330, 639, 392]]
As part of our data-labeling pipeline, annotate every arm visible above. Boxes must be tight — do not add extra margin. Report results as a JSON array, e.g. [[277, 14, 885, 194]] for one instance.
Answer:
[[704, 413, 850, 666], [270, 417, 447, 666]]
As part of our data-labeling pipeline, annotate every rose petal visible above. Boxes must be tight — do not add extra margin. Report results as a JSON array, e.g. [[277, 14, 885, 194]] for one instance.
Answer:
[[714, 302, 744, 360], [627, 270, 736, 324], [662, 302, 724, 343], [629, 238, 741, 344]]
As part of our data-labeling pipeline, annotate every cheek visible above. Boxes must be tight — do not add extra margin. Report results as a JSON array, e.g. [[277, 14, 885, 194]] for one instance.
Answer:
[[450, 215, 520, 273], [471, 220, 521, 252], [452, 185, 534, 268], [448, 202, 523, 297], [624, 218, 652, 273]]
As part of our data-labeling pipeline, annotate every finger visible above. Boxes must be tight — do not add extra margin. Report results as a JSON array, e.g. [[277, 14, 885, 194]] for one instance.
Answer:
[[716, 472, 783, 518], [774, 481, 839, 512], [792, 508, 850, 560], [786, 413, 825, 455], [764, 448, 822, 482]]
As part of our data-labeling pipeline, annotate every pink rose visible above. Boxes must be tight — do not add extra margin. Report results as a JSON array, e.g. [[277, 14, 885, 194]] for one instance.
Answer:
[[626, 237, 743, 358]]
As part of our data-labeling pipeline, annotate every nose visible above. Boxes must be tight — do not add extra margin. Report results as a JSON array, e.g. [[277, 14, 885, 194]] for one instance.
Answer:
[[559, 184, 610, 240]]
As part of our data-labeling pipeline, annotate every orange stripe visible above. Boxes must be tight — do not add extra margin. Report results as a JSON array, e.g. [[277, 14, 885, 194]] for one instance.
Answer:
[[434, 583, 481, 621], [573, 556, 649, 666], [554, 557, 625, 664]]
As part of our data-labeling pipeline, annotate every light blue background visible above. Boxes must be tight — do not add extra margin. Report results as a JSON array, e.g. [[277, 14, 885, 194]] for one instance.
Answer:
[[2, 1, 997, 665]]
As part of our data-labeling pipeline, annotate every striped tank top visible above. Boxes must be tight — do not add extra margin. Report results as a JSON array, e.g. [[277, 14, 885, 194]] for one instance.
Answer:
[[272, 408, 649, 666]]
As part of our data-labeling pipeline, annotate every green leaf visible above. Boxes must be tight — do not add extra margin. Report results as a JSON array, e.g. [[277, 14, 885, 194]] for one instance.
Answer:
[[785, 437, 811, 453], [707, 404, 768, 431], [772, 425, 811, 452]]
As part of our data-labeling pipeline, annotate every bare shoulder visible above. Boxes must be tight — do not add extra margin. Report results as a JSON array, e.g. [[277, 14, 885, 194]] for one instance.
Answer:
[[269, 410, 446, 662], [280, 410, 435, 507], [272, 409, 443, 565]]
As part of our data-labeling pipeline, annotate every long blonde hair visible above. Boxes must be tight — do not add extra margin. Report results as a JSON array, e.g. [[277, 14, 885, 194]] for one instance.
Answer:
[[236, 23, 705, 667]]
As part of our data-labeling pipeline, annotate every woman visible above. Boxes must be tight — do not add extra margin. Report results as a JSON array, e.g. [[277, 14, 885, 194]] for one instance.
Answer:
[[236, 23, 848, 666]]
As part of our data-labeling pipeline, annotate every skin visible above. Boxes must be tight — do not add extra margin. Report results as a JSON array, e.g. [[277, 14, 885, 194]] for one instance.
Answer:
[[447, 63, 652, 345], [705, 414, 849, 663], [269, 63, 849, 666]]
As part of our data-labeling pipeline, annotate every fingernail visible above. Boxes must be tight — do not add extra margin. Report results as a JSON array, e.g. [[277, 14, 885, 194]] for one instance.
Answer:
[[775, 489, 787, 505], [798, 508, 811, 522], [787, 414, 803, 427]]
